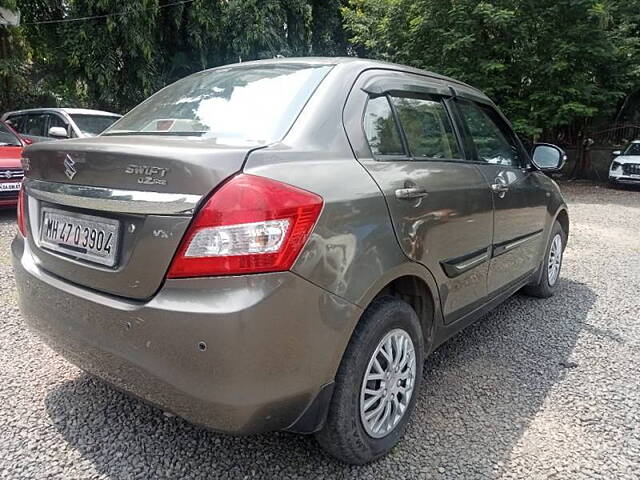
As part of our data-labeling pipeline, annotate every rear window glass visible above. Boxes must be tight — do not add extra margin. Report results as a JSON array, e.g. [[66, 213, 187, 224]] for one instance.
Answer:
[[104, 64, 333, 146]]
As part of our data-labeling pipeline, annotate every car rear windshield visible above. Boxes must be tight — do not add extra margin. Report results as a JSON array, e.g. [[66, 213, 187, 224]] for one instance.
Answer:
[[103, 64, 333, 145], [71, 114, 121, 136], [624, 143, 640, 155], [0, 122, 21, 146]]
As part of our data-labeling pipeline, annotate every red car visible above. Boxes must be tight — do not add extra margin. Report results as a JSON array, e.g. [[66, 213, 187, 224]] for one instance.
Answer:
[[0, 121, 26, 208]]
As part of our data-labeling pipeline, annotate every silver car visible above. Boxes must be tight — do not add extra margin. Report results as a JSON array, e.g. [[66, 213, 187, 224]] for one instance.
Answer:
[[13, 58, 569, 464], [2, 108, 121, 144]]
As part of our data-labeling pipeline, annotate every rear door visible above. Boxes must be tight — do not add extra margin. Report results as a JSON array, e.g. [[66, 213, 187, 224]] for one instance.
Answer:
[[454, 98, 548, 294], [344, 71, 494, 323]]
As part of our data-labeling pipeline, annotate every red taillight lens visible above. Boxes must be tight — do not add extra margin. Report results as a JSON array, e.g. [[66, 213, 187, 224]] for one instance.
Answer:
[[167, 174, 323, 278], [16, 185, 27, 237]]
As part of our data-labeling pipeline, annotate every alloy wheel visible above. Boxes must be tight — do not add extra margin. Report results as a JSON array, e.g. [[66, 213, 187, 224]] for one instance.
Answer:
[[548, 233, 563, 286], [360, 328, 416, 439]]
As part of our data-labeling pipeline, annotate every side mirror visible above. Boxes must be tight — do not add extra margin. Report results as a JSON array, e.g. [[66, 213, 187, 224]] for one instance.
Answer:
[[532, 143, 566, 172], [48, 126, 69, 139], [612, 150, 622, 157], [21, 137, 33, 145]]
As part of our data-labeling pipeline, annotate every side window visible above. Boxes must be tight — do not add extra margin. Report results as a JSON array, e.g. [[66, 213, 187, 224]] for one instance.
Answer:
[[24, 114, 47, 137], [363, 96, 405, 157], [6, 115, 25, 134], [390, 95, 461, 159], [457, 101, 523, 167]]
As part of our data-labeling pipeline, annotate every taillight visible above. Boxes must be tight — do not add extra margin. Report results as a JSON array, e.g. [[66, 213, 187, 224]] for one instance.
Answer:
[[167, 174, 323, 278], [16, 185, 27, 237]]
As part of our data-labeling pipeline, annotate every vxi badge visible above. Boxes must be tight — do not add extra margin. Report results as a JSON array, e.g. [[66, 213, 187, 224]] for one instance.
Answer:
[[124, 164, 170, 185]]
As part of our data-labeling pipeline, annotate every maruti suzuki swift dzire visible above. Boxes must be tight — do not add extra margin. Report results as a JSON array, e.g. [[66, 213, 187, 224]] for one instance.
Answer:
[[12, 58, 569, 464]]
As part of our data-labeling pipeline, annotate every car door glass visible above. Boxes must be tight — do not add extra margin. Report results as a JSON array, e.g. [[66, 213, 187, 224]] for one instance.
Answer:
[[390, 95, 461, 159], [458, 101, 521, 167], [7, 115, 26, 134], [363, 96, 405, 157], [25, 114, 47, 137]]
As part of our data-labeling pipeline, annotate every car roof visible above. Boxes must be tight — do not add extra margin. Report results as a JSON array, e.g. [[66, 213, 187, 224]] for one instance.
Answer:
[[199, 56, 488, 100], [3, 108, 121, 117]]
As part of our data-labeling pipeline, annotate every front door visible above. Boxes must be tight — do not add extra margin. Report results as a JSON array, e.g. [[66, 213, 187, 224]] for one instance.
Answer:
[[455, 99, 548, 294], [345, 72, 495, 323]]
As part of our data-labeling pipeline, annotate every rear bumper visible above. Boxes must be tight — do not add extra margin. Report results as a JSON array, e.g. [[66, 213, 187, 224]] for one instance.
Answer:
[[12, 235, 361, 434]]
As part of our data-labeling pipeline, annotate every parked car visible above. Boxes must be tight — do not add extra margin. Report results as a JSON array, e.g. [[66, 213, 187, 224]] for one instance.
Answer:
[[0, 121, 26, 208], [609, 140, 640, 185], [12, 58, 569, 464], [1, 108, 121, 144]]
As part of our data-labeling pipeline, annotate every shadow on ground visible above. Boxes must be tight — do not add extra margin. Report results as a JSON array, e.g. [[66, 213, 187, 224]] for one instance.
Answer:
[[45, 279, 595, 478]]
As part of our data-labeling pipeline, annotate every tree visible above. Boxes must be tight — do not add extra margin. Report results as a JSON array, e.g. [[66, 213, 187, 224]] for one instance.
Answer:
[[342, 0, 640, 141], [311, 0, 347, 55], [2, 0, 324, 114]]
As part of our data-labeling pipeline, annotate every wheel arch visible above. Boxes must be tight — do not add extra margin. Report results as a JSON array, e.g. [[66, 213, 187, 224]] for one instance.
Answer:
[[555, 207, 570, 242], [370, 275, 436, 350], [286, 265, 442, 435], [532, 205, 570, 287], [356, 262, 443, 354]]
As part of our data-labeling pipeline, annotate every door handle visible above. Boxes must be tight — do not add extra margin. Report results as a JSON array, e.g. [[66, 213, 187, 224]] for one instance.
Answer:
[[395, 187, 428, 200], [491, 178, 509, 198]]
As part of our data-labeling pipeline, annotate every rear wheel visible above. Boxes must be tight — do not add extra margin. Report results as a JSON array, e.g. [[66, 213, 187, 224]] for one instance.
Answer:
[[315, 297, 424, 464], [523, 221, 565, 298]]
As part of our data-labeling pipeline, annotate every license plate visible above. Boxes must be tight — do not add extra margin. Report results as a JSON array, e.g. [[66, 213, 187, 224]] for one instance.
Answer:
[[0, 182, 21, 192], [40, 208, 120, 267]]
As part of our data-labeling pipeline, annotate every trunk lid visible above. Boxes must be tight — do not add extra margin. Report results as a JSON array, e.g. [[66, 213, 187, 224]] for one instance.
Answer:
[[22, 136, 255, 299]]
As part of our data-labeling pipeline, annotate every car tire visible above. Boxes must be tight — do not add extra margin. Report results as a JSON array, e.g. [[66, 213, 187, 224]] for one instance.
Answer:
[[523, 221, 566, 298], [315, 296, 424, 465]]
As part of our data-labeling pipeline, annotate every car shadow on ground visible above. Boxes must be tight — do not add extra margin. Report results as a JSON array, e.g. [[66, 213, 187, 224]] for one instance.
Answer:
[[45, 279, 595, 479], [0, 209, 17, 222]]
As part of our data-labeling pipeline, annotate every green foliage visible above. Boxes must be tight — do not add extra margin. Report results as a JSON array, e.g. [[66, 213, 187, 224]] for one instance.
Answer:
[[0, 0, 333, 114], [342, 0, 640, 140], [2, 0, 639, 142], [311, 0, 347, 55]]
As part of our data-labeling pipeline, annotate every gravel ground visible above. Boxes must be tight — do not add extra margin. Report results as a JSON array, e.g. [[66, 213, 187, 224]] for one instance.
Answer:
[[0, 181, 639, 479]]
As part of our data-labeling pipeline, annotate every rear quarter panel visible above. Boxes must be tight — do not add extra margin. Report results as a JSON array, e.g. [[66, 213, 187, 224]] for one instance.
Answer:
[[242, 63, 443, 315]]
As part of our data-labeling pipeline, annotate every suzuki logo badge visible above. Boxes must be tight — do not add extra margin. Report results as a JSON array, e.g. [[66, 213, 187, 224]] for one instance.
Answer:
[[1, 170, 11, 179], [63, 154, 77, 180]]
